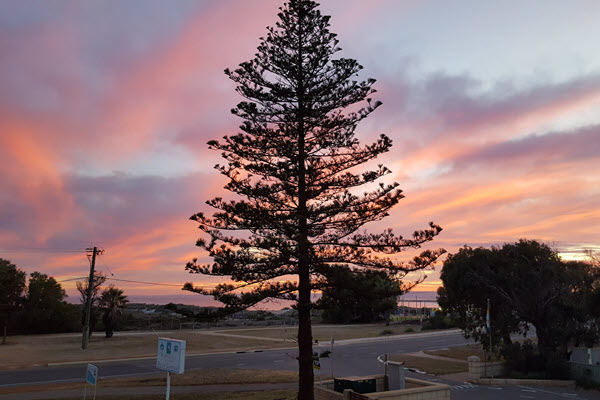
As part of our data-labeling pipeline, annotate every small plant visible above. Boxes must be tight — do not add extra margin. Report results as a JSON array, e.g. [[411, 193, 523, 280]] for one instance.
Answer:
[[380, 329, 393, 336], [405, 327, 414, 333]]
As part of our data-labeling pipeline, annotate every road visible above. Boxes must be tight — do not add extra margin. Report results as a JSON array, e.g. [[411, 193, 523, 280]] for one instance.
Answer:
[[1, 329, 599, 399]]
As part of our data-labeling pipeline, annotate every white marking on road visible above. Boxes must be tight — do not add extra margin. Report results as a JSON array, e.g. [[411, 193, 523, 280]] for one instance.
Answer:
[[488, 387, 503, 390], [274, 360, 284, 363], [518, 386, 579, 398], [236, 363, 245, 366], [342, 354, 351, 357], [521, 389, 536, 392]]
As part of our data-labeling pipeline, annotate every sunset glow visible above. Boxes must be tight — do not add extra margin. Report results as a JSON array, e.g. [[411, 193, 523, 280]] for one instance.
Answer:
[[1, 1, 599, 305]]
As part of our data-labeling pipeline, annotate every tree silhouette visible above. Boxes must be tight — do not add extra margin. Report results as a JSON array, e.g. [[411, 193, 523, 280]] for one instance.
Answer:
[[184, 1, 443, 397], [98, 285, 128, 338], [76, 272, 106, 338], [0, 259, 26, 344]]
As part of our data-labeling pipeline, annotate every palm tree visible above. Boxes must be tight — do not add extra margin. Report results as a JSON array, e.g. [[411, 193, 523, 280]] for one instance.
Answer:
[[98, 286, 128, 338]]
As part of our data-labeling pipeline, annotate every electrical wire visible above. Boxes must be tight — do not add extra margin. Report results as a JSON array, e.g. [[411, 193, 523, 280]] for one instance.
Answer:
[[59, 277, 88, 283], [106, 277, 183, 287], [0, 248, 89, 253]]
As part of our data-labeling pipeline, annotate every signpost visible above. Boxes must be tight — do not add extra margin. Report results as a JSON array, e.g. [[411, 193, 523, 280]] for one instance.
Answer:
[[156, 338, 186, 400], [83, 363, 98, 400], [330, 336, 335, 378]]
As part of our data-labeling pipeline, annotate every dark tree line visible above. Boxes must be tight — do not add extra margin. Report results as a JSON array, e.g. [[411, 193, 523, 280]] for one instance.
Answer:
[[0, 259, 80, 339], [184, 1, 443, 397], [0, 258, 128, 340]]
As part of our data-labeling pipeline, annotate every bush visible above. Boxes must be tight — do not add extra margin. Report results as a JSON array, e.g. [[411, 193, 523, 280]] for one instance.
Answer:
[[501, 340, 544, 374], [501, 340, 570, 379], [422, 314, 456, 330]]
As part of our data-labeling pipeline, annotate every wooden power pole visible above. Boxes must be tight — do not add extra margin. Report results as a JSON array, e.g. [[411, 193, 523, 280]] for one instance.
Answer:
[[82, 247, 98, 349]]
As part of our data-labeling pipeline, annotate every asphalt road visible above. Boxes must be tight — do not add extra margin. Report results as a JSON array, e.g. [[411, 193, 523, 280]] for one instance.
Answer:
[[1, 329, 599, 400]]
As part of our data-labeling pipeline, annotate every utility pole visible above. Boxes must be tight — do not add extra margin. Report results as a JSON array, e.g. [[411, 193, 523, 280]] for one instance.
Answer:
[[82, 247, 99, 349]]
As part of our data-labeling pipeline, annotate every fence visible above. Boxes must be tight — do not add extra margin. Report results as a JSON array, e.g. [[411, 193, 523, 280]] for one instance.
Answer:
[[570, 362, 600, 384]]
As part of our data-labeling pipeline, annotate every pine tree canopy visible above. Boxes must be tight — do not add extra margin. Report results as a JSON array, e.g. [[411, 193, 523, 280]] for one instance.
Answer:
[[184, 0, 444, 311]]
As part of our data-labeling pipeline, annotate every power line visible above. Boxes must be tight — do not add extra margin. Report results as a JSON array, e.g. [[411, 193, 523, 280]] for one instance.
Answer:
[[59, 277, 88, 283], [106, 277, 183, 287], [0, 248, 88, 253]]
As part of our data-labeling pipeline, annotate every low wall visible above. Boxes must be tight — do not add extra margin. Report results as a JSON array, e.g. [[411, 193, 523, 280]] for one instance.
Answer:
[[314, 376, 450, 400], [467, 356, 506, 382], [570, 362, 600, 384]]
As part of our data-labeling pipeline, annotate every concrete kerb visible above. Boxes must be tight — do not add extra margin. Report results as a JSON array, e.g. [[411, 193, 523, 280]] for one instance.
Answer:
[[478, 378, 576, 387]]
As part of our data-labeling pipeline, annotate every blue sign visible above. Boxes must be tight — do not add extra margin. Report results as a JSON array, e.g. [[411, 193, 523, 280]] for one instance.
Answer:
[[86, 364, 98, 385]]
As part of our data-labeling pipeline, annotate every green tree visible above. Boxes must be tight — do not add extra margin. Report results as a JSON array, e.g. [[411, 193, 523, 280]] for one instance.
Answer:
[[438, 240, 598, 373], [0, 258, 26, 344], [76, 272, 106, 338], [184, 1, 443, 397], [316, 267, 403, 324], [98, 285, 128, 338]]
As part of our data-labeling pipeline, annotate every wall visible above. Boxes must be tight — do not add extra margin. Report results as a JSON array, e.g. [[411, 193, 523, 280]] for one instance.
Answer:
[[314, 376, 450, 400], [467, 355, 506, 381]]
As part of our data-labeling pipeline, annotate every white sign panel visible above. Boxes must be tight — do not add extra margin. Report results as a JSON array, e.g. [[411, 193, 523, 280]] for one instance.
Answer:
[[156, 338, 186, 374], [86, 363, 98, 385]]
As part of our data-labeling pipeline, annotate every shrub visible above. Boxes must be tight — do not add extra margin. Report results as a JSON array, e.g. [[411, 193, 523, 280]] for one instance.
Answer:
[[422, 314, 456, 330]]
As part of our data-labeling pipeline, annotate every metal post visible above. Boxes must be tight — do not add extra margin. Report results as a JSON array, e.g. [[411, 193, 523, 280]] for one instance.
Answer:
[[330, 336, 334, 379], [384, 353, 389, 391], [166, 371, 170, 400]]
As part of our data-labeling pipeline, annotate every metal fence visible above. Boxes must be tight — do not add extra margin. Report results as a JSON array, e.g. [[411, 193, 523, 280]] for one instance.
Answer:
[[570, 362, 600, 384]]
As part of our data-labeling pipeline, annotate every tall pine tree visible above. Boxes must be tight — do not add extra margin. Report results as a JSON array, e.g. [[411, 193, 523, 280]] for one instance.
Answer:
[[185, 1, 444, 398]]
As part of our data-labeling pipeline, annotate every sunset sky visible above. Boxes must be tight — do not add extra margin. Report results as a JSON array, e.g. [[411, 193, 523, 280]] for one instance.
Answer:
[[1, 0, 599, 305]]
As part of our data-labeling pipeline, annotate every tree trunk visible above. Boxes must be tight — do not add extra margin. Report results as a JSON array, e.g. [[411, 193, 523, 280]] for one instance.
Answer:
[[2, 324, 6, 345], [296, 5, 313, 398], [297, 260, 314, 400]]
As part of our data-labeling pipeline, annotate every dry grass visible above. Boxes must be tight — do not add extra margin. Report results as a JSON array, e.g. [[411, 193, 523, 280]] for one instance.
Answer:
[[0, 368, 297, 396], [0, 331, 291, 370], [388, 354, 468, 375], [228, 324, 420, 342], [425, 343, 503, 362]]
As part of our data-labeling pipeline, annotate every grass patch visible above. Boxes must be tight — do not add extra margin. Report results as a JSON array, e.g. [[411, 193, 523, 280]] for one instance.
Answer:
[[106, 368, 298, 387], [0, 331, 290, 370], [0, 369, 297, 396], [230, 324, 420, 342], [388, 355, 467, 375], [425, 344, 502, 362], [44, 389, 298, 400]]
